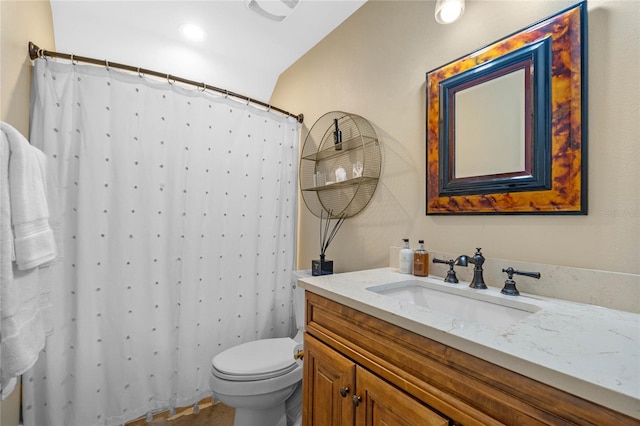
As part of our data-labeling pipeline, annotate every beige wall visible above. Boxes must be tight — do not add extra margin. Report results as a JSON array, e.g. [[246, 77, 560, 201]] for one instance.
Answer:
[[1, 0, 55, 135], [271, 1, 640, 282], [0, 1, 55, 423]]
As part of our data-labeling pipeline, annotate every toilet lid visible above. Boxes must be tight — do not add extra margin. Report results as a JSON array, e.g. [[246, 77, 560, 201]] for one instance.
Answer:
[[212, 338, 299, 381]]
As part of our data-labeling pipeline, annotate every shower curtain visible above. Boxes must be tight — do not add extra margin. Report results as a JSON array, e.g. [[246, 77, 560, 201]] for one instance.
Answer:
[[22, 58, 300, 426]]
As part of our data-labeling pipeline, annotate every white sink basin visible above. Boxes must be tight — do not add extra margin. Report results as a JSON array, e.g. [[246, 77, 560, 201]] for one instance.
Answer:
[[367, 280, 540, 329]]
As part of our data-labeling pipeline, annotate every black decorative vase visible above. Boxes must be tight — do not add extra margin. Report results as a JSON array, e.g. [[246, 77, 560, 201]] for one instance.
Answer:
[[312, 255, 333, 276]]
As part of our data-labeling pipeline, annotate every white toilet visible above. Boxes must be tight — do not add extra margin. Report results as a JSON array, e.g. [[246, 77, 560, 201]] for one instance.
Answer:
[[209, 270, 310, 426]]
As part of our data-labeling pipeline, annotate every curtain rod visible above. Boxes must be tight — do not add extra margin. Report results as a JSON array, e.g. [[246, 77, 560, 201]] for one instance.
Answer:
[[28, 42, 304, 124]]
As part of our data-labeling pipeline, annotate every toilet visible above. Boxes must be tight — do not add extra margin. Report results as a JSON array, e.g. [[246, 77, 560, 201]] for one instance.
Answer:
[[209, 270, 310, 426]]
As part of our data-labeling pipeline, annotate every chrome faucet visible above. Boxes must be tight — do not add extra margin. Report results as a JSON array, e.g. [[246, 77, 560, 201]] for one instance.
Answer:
[[456, 248, 488, 289]]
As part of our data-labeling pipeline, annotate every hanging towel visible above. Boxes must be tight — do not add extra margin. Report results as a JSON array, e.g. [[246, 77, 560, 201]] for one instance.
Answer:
[[1, 122, 56, 269], [0, 122, 57, 398]]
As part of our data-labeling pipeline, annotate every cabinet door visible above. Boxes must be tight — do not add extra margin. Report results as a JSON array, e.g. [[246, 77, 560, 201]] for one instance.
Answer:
[[355, 367, 449, 426], [303, 334, 356, 426]]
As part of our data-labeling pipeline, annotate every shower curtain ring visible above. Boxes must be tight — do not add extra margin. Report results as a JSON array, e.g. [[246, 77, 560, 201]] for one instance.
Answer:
[[137, 67, 144, 78], [167, 74, 175, 85], [224, 90, 229, 99], [246, 97, 251, 105], [70, 54, 77, 65], [105, 60, 110, 71], [199, 83, 206, 92]]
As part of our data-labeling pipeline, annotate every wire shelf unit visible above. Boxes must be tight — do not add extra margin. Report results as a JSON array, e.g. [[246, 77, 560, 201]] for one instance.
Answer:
[[300, 111, 382, 218]]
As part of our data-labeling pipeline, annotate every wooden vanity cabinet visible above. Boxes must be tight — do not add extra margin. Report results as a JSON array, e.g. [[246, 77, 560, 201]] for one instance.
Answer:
[[302, 292, 639, 426]]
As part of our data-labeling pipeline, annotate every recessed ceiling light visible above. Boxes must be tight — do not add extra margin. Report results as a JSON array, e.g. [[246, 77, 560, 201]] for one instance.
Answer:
[[179, 23, 205, 42]]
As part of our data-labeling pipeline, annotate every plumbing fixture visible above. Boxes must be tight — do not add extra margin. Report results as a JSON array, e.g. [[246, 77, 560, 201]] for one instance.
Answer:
[[456, 248, 487, 289], [501, 267, 541, 296], [432, 256, 468, 283]]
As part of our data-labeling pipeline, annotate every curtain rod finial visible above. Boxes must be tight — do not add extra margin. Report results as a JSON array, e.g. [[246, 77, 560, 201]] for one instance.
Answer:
[[29, 41, 40, 60], [297, 114, 304, 123]]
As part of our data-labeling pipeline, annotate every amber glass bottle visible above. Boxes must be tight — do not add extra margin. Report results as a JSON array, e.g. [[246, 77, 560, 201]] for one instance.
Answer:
[[413, 240, 428, 277]]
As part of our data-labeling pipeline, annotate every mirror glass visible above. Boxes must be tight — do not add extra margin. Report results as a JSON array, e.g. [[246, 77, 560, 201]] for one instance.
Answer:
[[437, 41, 549, 197], [454, 69, 525, 178]]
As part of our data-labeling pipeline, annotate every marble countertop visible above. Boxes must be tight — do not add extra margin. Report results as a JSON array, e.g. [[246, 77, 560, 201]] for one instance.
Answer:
[[298, 267, 640, 420]]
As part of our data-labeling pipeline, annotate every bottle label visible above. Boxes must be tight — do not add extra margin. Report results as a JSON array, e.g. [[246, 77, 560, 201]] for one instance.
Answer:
[[413, 253, 429, 277], [399, 250, 413, 274]]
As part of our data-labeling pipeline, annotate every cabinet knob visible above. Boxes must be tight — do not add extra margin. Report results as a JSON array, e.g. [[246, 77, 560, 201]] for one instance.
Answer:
[[352, 395, 362, 407], [339, 387, 349, 397]]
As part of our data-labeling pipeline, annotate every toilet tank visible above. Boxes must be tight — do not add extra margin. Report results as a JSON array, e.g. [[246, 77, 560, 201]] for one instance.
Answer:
[[291, 270, 311, 333]]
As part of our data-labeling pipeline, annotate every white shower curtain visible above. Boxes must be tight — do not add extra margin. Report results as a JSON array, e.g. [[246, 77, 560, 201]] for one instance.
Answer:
[[22, 58, 300, 426]]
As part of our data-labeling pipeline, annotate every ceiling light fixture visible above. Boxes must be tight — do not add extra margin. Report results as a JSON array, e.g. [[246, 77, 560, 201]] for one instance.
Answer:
[[435, 0, 465, 24], [179, 23, 206, 42], [246, 0, 301, 22]]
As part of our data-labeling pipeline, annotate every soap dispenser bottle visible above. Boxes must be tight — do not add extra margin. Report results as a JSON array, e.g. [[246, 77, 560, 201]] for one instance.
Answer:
[[333, 118, 342, 150], [413, 240, 428, 277], [399, 239, 412, 274]]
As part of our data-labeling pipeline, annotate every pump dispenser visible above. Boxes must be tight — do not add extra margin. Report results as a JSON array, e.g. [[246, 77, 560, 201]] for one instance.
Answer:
[[399, 239, 412, 274]]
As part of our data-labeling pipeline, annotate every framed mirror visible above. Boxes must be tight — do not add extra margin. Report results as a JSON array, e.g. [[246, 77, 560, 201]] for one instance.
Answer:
[[426, 1, 587, 214]]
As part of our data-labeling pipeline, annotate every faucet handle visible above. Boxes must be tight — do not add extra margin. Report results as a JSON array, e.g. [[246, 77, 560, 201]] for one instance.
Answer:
[[502, 267, 541, 280], [501, 267, 541, 296], [432, 258, 465, 284]]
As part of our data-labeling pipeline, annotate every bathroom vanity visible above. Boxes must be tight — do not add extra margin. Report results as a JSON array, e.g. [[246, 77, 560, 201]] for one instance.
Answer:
[[299, 268, 640, 425]]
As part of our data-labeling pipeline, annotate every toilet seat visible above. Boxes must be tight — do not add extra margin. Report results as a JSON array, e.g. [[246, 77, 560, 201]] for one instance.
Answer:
[[212, 338, 298, 381]]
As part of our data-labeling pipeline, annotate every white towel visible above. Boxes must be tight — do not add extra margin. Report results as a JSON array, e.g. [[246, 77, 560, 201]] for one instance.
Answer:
[[0, 122, 57, 396], [1, 122, 56, 269]]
